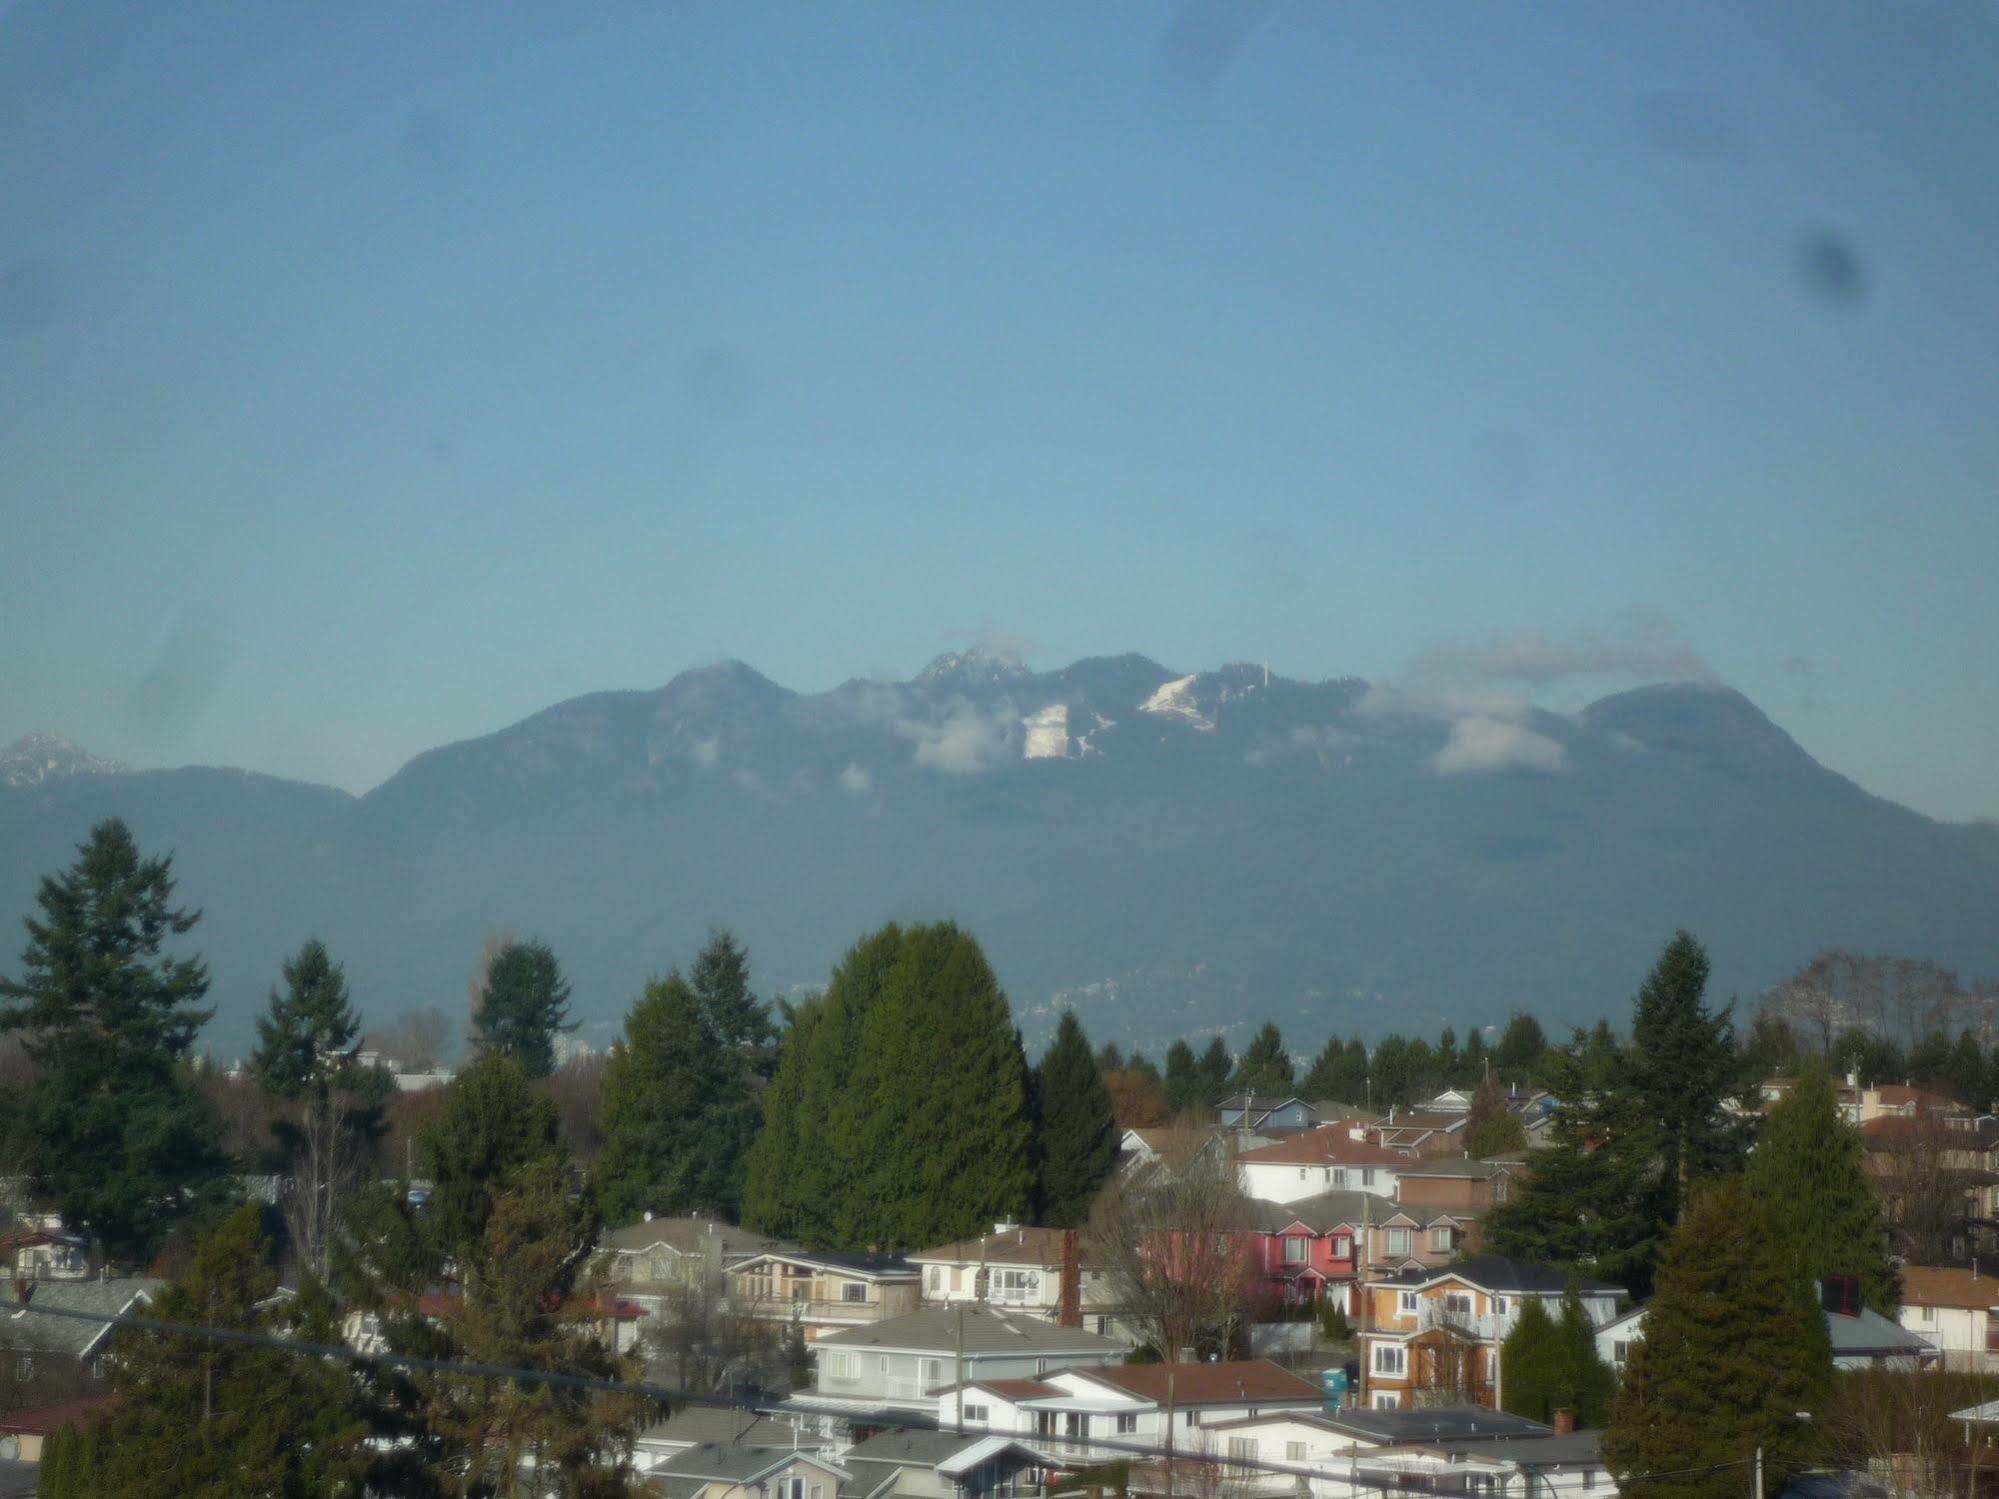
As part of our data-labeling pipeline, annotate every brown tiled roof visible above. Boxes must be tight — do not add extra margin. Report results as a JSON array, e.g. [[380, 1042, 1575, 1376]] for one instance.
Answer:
[[1074, 1359, 1323, 1406], [1900, 1265, 1999, 1311], [1874, 1085, 1962, 1109], [1238, 1127, 1410, 1167]]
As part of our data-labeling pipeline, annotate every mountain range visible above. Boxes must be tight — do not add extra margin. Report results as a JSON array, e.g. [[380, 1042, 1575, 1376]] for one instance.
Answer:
[[4, 651, 1996, 1061]]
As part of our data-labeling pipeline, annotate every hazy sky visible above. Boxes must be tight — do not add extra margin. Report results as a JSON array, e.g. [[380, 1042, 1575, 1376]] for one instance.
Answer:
[[3, 1, 1996, 821]]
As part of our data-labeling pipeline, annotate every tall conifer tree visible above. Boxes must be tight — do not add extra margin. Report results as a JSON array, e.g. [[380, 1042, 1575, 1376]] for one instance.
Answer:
[[1034, 1011, 1119, 1226], [1742, 1059, 1897, 1312], [1604, 1179, 1829, 1499], [0, 818, 228, 1261], [470, 938, 575, 1078], [1230, 1022, 1294, 1095], [1163, 1040, 1203, 1116], [1627, 930, 1744, 1224]]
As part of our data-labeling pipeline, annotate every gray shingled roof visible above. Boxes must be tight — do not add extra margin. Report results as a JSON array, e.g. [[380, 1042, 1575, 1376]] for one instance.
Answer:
[[812, 1303, 1127, 1355], [640, 1405, 833, 1450], [1, 1276, 165, 1359], [602, 1217, 790, 1259], [843, 1429, 997, 1468], [1318, 1405, 1554, 1445], [655, 1442, 846, 1485], [1373, 1255, 1619, 1295]]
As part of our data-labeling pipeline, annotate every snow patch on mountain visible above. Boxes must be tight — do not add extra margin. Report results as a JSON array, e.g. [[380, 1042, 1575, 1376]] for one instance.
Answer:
[[1140, 674, 1215, 731], [1, 733, 129, 788], [1022, 703, 1070, 760]]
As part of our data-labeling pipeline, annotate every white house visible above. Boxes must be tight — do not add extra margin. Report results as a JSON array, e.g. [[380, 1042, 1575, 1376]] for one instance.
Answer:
[[1897, 1266, 1999, 1372], [800, 1305, 1131, 1416], [907, 1225, 1119, 1335], [1602, 1283, 1938, 1375], [1236, 1126, 1410, 1206]]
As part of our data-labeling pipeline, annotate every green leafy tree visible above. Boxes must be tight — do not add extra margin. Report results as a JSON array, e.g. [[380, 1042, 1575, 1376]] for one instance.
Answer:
[[252, 937, 389, 1278], [0, 819, 229, 1262], [741, 925, 903, 1242], [1034, 1011, 1119, 1226], [1604, 1179, 1830, 1499], [1302, 1036, 1369, 1104], [1499, 1298, 1565, 1423], [594, 971, 753, 1223], [1163, 1039, 1203, 1115], [1627, 931, 1746, 1224], [471, 938, 575, 1079], [1462, 1069, 1528, 1158], [1230, 1022, 1294, 1095], [420, 1054, 563, 1256], [1742, 1060, 1897, 1313], [690, 929, 777, 1079], [86, 1205, 369, 1497], [831, 922, 1034, 1248], [1495, 1012, 1549, 1084]]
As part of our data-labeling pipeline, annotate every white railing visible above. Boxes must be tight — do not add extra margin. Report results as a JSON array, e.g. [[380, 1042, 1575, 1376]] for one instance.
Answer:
[[1416, 1302, 1499, 1341]]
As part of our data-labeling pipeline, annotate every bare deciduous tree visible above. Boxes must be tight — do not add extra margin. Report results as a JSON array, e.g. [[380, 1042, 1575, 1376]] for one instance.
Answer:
[[1820, 1368, 1998, 1499], [1766, 951, 1970, 1058], [1086, 1128, 1260, 1361], [368, 1006, 452, 1072]]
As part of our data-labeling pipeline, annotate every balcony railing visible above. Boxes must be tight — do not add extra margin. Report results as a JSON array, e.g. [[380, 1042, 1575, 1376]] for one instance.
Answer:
[[1416, 1302, 1500, 1341], [740, 1296, 890, 1322]]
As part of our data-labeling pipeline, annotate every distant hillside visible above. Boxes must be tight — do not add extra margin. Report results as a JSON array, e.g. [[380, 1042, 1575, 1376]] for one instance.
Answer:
[[3, 656, 1995, 1060]]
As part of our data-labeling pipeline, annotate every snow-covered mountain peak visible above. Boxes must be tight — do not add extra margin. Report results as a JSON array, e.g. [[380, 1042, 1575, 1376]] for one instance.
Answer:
[[0, 733, 129, 788]]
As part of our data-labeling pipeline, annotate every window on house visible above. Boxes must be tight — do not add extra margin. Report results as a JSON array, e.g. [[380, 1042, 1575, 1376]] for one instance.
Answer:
[[1612, 1340, 1629, 1365], [1332, 1169, 1347, 1188], [1286, 1442, 1307, 1462], [1116, 1413, 1137, 1434], [1494, 1178, 1510, 1203], [1227, 1438, 1258, 1461], [995, 1269, 1040, 1301], [1385, 1229, 1412, 1256], [926, 1267, 941, 1294], [1362, 1168, 1376, 1187], [1582, 1470, 1595, 1490], [1322, 1167, 1332, 1181], [1397, 1291, 1418, 1315], [1373, 1344, 1406, 1376], [1430, 1227, 1453, 1253], [1493, 1297, 1509, 1315], [1332, 1236, 1352, 1258], [842, 1282, 867, 1303], [1298, 1168, 1308, 1181], [1917, 1305, 1936, 1324], [1282, 1236, 1308, 1264], [1443, 1293, 1473, 1317], [827, 1352, 858, 1379], [964, 1404, 990, 1424], [1184, 1410, 1201, 1427], [1371, 1392, 1400, 1410]]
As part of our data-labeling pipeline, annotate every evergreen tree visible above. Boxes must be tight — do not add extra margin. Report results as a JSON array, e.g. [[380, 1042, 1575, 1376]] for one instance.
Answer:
[[1737, 1011, 1800, 1084], [1484, 1038, 1668, 1298], [689, 929, 778, 1079], [1163, 1040, 1203, 1115], [1301, 1036, 1369, 1104], [1742, 1060, 1897, 1313], [1556, 1279, 1618, 1428], [1369, 1034, 1436, 1107], [1463, 1069, 1528, 1158], [1096, 1042, 1126, 1072], [87, 1205, 369, 1496], [1195, 1035, 1232, 1107], [1436, 1027, 1464, 1086], [1499, 1298, 1565, 1423], [1463, 1027, 1490, 1079], [741, 925, 904, 1242], [1604, 1179, 1830, 1499], [1126, 1051, 1162, 1086], [1627, 931, 1745, 1225], [1495, 1012, 1548, 1084], [594, 972, 752, 1224], [1231, 1022, 1294, 1095], [832, 922, 1034, 1248], [0, 819, 229, 1262], [1946, 1029, 1990, 1111], [422, 1157, 646, 1496], [420, 1054, 563, 1256], [1034, 1011, 1119, 1227], [252, 936, 388, 1278], [471, 938, 575, 1078]]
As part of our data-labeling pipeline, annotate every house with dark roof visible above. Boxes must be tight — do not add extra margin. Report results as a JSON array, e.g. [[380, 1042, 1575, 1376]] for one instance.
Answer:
[[798, 1305, 1130, 1416], [1356, 1257, 1624, 1412], [730, 1250, 922, 1342], [1215, 1095, 1317, 1134], [841, 1428, 1052, 1499], [1603, 1280, 1939, 1376], [0, 1276, 164, 1394], [599, 1214, 792, 1308], [1235, 1191, 1480, 1312]]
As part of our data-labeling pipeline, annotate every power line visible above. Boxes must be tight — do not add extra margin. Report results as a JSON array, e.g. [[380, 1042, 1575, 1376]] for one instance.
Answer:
[[8, 1297, 1799, 1493]]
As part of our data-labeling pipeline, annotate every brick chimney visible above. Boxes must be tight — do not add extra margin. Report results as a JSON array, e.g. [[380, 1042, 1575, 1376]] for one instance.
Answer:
[[1552, 1408, 1575, 1436], [1058, 1228, 1083, 1328]]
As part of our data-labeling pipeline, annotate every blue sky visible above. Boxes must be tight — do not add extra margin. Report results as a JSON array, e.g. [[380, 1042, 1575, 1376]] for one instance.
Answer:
[[3, 1, 1996, 821]]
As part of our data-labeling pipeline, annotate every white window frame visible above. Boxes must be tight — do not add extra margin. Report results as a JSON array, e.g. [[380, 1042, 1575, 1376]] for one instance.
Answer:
[[1281, 1236, 1309, 1265], [1226, 1438, 1258, 1461], [1372, 1343, 1407, 1376], [1116, 1413, 1137, 1435], [1430, 1226, 1453, 1253], [964, 1403, 990, 1425], [1371, 1391, 1400, 1410], [1397, 1290, 1418, 1315], [1385, 1228, 1412, 1256], [827, 1351, 858, 1379], [1286, 1442, 1307, 1462]]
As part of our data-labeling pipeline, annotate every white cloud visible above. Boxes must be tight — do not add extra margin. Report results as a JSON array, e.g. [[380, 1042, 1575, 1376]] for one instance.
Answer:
[[1430, 716, 1568, 775], [838, 762, 873, 795], [895, 699, 1020, 774], [1407, 623, 1715, 688], [690, 736, 721, 768]]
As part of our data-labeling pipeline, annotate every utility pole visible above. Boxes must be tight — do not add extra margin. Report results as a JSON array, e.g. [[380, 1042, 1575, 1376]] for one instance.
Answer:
[[954, 1304, 965, 1436], [1164, 1366, 1177, 1499], [1753, 1444, 1764, 1499]]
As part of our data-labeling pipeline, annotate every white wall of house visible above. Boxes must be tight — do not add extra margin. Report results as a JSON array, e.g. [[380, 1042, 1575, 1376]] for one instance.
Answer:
[[1240, 1162, 1399, 1205], [1897, 1303, 1995, 1372]]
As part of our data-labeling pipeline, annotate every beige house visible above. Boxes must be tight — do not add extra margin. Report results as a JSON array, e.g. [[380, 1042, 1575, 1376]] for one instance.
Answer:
[[907, 1224, 1117, 1333], [729, 1249, 921, 1341]]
